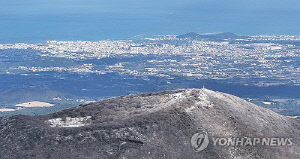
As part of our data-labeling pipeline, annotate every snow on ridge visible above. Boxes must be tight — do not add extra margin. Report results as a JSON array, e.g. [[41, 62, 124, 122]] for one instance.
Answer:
[[185, 106, 196, 113], [196, 89, 214, 108], [47, 116, 92, 128], [169, 92, 185, 100]]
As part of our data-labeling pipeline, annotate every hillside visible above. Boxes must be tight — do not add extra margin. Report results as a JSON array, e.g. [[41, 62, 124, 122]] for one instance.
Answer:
[[0, 88, 299, 159], [177, 32, 249, 41]]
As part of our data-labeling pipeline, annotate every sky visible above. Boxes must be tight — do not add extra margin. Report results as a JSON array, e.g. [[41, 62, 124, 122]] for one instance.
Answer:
[[1, 0, 300, 43]]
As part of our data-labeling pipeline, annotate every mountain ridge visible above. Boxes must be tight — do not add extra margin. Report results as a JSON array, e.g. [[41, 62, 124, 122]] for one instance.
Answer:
[[177, 32, 249, 41], [0, 88, 299, 159]]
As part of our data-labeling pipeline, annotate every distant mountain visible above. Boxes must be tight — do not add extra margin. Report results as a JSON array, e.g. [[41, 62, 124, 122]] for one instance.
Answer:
[[0, 88, 299, 159], [177, 32, 202, 39], [177, 32, 249, 41]]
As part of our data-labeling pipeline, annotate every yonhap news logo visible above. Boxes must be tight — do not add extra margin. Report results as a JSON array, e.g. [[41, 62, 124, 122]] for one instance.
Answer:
[[190, 130, 209, 152], [190, 129, 293, 152]]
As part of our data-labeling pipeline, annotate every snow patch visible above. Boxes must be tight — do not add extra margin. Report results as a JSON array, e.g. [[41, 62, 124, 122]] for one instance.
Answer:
[[48, 116, 92, 127], [15, 101, 54, 107], [185, 106, 196, 113], [262, 102, 273, 105], [196, 90, 214, 108], [169, 92, 184, 99], [0, 108, 21, 112]]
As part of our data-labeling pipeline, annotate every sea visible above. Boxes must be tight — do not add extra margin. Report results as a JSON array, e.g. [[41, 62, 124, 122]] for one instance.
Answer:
[[1, 0, 300, 43]]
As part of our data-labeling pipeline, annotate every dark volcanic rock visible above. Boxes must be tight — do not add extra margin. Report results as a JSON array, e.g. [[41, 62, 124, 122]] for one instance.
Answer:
[[0, 89, 299, 159]]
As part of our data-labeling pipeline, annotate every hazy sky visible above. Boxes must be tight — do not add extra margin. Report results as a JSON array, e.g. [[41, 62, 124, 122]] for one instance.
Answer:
[[1, 0, 300, 42], [2, 0, 300, 13]]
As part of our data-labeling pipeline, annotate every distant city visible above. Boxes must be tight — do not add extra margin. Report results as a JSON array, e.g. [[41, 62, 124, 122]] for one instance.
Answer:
[[1, 33, 300, 86], [0, 33, 300, 117]]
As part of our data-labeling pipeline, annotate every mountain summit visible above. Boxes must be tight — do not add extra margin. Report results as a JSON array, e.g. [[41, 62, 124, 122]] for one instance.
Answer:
[[0, 89, 299, 159]]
